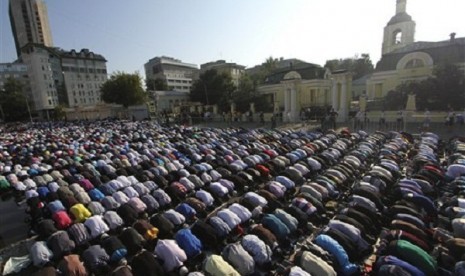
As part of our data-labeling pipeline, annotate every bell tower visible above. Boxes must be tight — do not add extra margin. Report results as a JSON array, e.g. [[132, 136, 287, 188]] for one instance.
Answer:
[[382, 0, 415, 55]]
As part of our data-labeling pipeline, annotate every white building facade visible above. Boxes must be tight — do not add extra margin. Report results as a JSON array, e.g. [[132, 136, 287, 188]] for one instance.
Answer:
[[20, 44, 61, 114], [144, 56, 198, 93], [60, 49, 108, 108]]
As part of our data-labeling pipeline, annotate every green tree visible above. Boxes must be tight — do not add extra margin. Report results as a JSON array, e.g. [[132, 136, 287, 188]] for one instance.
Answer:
[[234, 74, 255, 112], [190, 69, 235, 111], [101, 72, 146, 108], [262, 56, 279, 74], [249, 56, 284, 86], [233, 74, 270, 112], [146, 78, 168, 91], [54, 104, 67, 120], [386, 63, 465, 110], [324, 54, 374, 80], [0, 78, 30, 122], [384, 89, 408, 110]]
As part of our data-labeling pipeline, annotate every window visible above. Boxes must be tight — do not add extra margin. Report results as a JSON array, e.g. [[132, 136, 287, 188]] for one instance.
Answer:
[[405, 59, 425, 69], [393, 30, 402, 45], [375, 84, 383, 98], [310, 89, 316, 103]]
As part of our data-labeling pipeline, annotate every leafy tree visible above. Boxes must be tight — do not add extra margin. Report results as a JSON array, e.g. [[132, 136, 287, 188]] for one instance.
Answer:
[[0, 78, 30, 122], [384, 89, 408, 110], [190, 69, 235, 111], [386, 64, 465, 110], [262, 56, 280, 74], [385, 63, 465, 110], [146, 78, 168, 91], [233, 74, 270, 112], [428, 63, 465, 110], [249, 56, 285, 86], [54, 104, 67, 120], [101, 72, 146, 108], [324, 54, 374, 80]]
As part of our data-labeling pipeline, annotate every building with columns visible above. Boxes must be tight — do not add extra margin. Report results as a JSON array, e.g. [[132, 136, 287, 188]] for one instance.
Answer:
[[365, 0, 465, 101], [258, 62, 352, 122]]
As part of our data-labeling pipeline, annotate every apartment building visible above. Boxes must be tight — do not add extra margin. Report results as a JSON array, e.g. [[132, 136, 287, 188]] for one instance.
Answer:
[[59, 49, 108, 108], [9, 0, 53, 57], [200, 60, 245, 87], [145, 56, 198, 93]]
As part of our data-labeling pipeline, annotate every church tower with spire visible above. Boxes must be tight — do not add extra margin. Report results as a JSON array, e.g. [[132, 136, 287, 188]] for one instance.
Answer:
[[381, 0, 416, 55]]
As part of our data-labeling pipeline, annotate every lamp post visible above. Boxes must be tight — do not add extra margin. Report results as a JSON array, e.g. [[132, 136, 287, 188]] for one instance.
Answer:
[[203, 82, 209, 105], [25, 96, 33, 123]]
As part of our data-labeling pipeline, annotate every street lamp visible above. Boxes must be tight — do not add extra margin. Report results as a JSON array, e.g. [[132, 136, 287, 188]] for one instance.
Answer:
[[203, 82, 210, 105], [25, 96, 33, 123]]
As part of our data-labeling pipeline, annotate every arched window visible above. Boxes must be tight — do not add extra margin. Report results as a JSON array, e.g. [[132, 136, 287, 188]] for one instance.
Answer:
[[404, 59, 425, 69], [392, 30, 402, 45]]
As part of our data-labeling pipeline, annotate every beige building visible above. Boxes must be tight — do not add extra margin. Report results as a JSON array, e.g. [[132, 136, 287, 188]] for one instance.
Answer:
[[151, 90, 190, 113], [200, 60, 245, 87], [9, 0, 53, 57], [19, 44, 108, 118], [366, 0, 465, 100], [258, 62, 352, 122], [59, 49, 108, 108], [20, 44, 62, 116], [145, 56, 198, 93]]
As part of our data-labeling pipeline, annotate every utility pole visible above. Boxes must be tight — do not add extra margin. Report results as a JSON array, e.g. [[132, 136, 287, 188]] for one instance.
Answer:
[[0, 104, 4, 122], [203, 82, 209, 105], [25, 97, 33, 123]]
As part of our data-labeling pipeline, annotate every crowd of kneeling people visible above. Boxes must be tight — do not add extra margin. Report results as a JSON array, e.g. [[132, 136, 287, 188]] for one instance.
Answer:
[[1, 120, 465, 275]]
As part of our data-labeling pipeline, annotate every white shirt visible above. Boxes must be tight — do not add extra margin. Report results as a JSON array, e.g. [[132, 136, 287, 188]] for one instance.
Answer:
[[307, 157, 321, 171], [217, 209, 241, 229], [179, 177, 195, 191], [25, 189, 39, 199], [154, 239, 187, 272], [195, 190, 214, 206], [244, 192, 268, 207], [228, 203, 252, 223], [210, 182, 229, 197], [164, 209, 186, 226], [116, 176, 131, 188], [108, 180, 125, 191], [113, 191, 130, 204], [103, 211, 124, 230], [201, 172, 213, 183], [84, 215, 110, 238], [123, 186, 139, 198], [447, 164, 465, 178]]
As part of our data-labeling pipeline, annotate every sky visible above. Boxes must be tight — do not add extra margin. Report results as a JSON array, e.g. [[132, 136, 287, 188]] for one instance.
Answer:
[[1, 0, 464, 75]]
